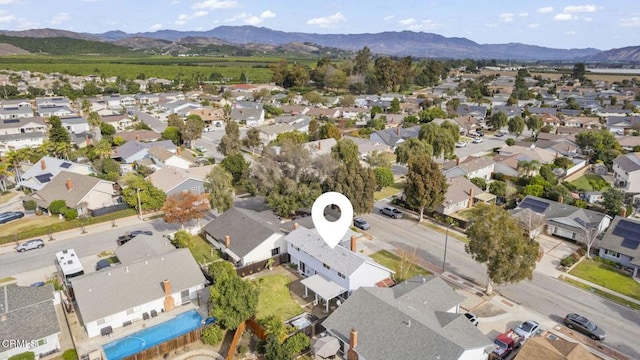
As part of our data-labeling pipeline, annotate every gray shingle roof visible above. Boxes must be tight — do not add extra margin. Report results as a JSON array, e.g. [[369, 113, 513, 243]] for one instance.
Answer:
[[115, 234, 176, 265], [322, 276, 491, 360], [72, 248, 205, 323], [613, 153, 640, 173], [517, 195, 609, 233], [30, 170, 112, 209], [0, 285, 60, 352], [598, 216, 640, 264], [203, 207, 282, 258]]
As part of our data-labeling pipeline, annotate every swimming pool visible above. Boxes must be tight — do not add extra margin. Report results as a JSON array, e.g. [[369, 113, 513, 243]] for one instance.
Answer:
[[103, 310, 203, 360]]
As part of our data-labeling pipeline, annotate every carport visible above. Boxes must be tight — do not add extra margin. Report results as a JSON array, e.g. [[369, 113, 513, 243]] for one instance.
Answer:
[[300, 274, 347, 313]]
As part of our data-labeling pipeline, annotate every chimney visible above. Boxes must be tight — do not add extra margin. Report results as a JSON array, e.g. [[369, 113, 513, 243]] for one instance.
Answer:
[[350, 235, 357, 252], [620, 208, 627, 217], [41, 159, 46, 170], [318, 141, 321, 150], [85, 134, 90, 146], [456, 157, 460, 166], [558, 196, 563, 204], [136, 133, 140, 141], [347, 328, 359, 360], [224, 235, 230, 248], [396, 127, 400, 136], [468, 188, 474, 208], [163, 279, 175, 312], [66, 178, 73, 191], [293, 223, 299, 230]]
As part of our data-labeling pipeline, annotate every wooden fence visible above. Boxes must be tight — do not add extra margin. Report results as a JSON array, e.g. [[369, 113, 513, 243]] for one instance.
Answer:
[[121, 327, 202, 360], [236, 253, 290, 277], [226, 321, 246, 360], [245, 317, 266, 340]]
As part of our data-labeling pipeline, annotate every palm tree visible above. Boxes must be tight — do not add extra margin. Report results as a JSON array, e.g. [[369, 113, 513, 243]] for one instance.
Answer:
[[0, 163, 14, 192], [517, 159, 541, 179], [93, 139, 113, 159], [87, 111, 102, 143]]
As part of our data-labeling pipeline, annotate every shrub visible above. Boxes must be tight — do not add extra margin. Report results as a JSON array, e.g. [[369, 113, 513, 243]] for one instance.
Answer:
[[505, 138, 515, 146], [560, 255, 577, 267], [576, 247, 586, 257], [63, 208, 78, 221], [8, 353, 35, 360], [201, 325, 225, 345], [283, 332, 310, 356], [49, 200, 67, 215], [571, 252, 581, 261], [493, 173, 505, 181], [62, 349, 78, 360], [23, 200, 37, 211], [237, 344, 248, 355]]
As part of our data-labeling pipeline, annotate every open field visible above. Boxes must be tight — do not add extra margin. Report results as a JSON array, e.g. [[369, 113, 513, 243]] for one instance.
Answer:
[[480, 69, 639, 83], [0, 215, 62, 238]]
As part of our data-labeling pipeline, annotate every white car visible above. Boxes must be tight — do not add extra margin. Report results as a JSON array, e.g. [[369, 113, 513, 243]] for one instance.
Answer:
[[472, 137, 483, 144], [515, 320, 540, 340], [196, 145, 207, 152], [455, 141, 467, 148]]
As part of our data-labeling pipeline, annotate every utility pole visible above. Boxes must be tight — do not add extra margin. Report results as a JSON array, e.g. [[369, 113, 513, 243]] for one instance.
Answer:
[[136, 188, 142, 219]]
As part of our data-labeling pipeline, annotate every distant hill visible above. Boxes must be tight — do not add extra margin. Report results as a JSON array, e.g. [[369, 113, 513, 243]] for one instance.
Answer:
[[0, 34, 135, 55], [586, 46, 640, 62]]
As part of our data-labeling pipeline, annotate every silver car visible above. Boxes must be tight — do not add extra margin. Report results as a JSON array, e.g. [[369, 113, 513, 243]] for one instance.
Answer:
[[15, 239, 45, 252]]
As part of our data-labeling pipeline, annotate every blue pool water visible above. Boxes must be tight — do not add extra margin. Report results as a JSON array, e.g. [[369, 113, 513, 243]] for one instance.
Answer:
[[103, 310, 203, 360]]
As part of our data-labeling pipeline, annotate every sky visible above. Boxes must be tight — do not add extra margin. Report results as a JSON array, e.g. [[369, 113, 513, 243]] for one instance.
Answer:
[[0, 0, 638, 50]]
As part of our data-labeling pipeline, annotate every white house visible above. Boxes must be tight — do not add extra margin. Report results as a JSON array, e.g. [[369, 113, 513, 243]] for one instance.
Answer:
[[147, 146, 195, 170], [613, 152, 640, 193], [60, 117, 90, 134], [286, 226, 394, 297], [18, 156, 94, 192], [0, 284, 61, 359], [71, 237, 206, 338], [598, 216, 640, 278]]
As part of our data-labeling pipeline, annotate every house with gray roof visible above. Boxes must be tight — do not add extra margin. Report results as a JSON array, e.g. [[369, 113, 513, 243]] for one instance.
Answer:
[[18, 156, 94, 192], [72, 243, 206, 338], [369, 125, 420, 149], [613, 152, 640, 193], [112, 139, 176, 164], [203, 206, 285, 267], [60, 116, 90, 134], [435, 176, 490, 215], [597, 216, 640, 278], [516, 195, 612, 243], [147, 164, 215, 196], [230, 107, 264, 127], [342, 135, 392, 160], [321, 275, 492, 360], [27, 171, 117, 215], [0, 102, 34, 120], [286, 226, 393, 306], [443, 156, 495, 181], [37, 105, 75, 118], [148, 146, 195, 170], [0, 284, 61, 359]]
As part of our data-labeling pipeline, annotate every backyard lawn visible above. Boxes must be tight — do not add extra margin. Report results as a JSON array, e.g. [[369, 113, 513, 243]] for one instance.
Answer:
[[570, 174, 610, 192], [569, 259, 640, 301], [188, 235, 222, 265], [253, 274, 304, 322], [374, 182, 404, 201], [370, 250, 431, 283], [0, 216, 62, 237]]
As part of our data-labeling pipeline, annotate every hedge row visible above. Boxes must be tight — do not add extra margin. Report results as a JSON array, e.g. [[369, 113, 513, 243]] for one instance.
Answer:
[[0, 209, 137, 245]]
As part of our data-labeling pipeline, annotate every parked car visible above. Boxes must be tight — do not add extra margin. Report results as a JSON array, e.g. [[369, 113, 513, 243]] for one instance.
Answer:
[[476, 130, 484, 137], [30, 281, 46, 287], [380, 206, 402, 219], [455, 141, 467, 148], [196, 145, 207, 152], [96, 259, 111, 271], [515, 320, 540, 340], [130, 230, 153, 236], [215, 121, 222, 127], [464, 312, 479, 326], [15, 238, 45, 252], [353, 217, 370, 230], [492, 329, 525, 359], [472, 137, 483, 144], [116, 234, 135, 246], [563, 313, 606, 340], [0, 211, 24, 224], [495, 132, 504, 137]]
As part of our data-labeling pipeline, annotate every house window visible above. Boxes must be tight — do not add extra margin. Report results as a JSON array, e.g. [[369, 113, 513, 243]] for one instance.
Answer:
[[338, 272, 346, 279], [323, 263, 330, 270], [604, 249, 621, 258], [293, 246, 300, 251], [38, 339, 47, 346], [271, 247, 280, 256], [126, 308, 135, 315], [97, 318, 106, 325]]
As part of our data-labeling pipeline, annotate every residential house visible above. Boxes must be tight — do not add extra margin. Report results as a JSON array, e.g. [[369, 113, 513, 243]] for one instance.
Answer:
[[147, 164, 215, 196], [35, 96, 71, 110], [37, 105, 75, 118], [187, 107, 224, 127], [369, 125, 420, 149], [0, 116, 47, 154], [493, 105, 521, 119], [612, 152, 640, 193], [258, 123, 295, 143], [147, 146, 195, 170], [321, 275, 492, 360], [286, 226, 394, 299], [597, 216, 640, 278], [274, 114, 310, 132], [342, 136, 392, 160], [306, 107, 340, 119], [340, 107, 370, 120], [380, 93, 406, 102], [112, 140, 176, 164], [509, 207, 546, 239], [493, 145, 556, 178], [616, 136, 640, 152], [435, 177, 488, 215], [562, 116, 601, 128], [230, 107, 265, 127], [165, 101, 202, 117], [303, 138, 337, 158], [451, 116, 481, 135], [540, 113, 562, 128], [72, 236, 206, 338], [105, 94, 136, 109], [0, 284, 61, 359], [0, 101, 34, 120], [280, 105, 310, 115], [456, 105, 487, 121], [203, 206, 285, 267], [442, 156, 495, 181], [101, 114, 134, 131], [373, 113, 405, 127], [607, 116, 640, 134], [18, 156, 94, 192], [516, 195, 612, 243], [27, 171, 117, 216], [115, 130, 162, 143], [516, 334, 599, 360], [60, 117, 90, 134]]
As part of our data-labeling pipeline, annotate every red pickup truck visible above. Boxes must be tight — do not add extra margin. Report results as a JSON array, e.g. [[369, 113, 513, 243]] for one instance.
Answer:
[[491, 329, 524, 359]]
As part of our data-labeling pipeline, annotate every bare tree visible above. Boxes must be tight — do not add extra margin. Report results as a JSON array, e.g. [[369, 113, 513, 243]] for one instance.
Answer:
[[580, 222, 602, 259]]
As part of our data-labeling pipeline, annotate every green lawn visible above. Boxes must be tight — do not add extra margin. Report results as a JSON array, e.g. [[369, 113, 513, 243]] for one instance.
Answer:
[[569, 259, 640, 301], [559, 275, 640, 311], [188, 235, 222, 265], [370, 250, 431, 283], [252, 274, 304, 322], [570, 174, 610, 192], [0, 215, 62, 237], [374, 182, 404, 201]]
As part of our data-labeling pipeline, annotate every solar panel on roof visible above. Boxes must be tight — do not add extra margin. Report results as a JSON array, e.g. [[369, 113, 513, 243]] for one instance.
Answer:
[[60, 162, 72, 169], [3, 119, 20, 124], [519, 197, 549, 214], [621, 238, 640, 250], [34, 173, 53, 183]]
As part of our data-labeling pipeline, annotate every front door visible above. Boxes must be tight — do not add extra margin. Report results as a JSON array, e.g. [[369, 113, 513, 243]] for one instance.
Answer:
[[300, 262, 306, 275]]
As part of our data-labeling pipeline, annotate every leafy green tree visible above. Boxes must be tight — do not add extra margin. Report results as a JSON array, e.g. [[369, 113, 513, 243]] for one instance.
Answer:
[[353, 46, 371, 75], [507, 116, 525, 139], [394, 138, 433, 164], [308, 119, 320, 140], [207, 260, 237, 285], [575, 129, 622, 165], [465, 203, 539, 294], [100, 122, 116, 137], [470, 177, 487, 190], [201, 325, 226, 346], [218, 119, 242, 156], [553, 157, 574, 169], [331, 139, 360, 165], [488, 180, 506, 197], [264, 335, 288, 360], [182, 115, 205, 148], [209, 275, 259, 330], [601, 188, 624, 216], [526, 115, 544, 138], [221, 153, 250, 185], [121, 173, 167, 211], [162, 126, 182, 145], [324, 164, 376, 215], [488, 111, 508, 130], [318, 122, 341, 141], [260, 315, 288, 343], [167, 114, 184, 128], [283, 332, 310, 356], [274, 131, 307, 145], [243, 127, 262, 154], [171, 230, 191, 248], [365, 151, 391, 168], [49, 200, 67, 215], [572, 62, 586, 82], [48, 116, 71, 144], [374, 167, 394, 190], [205, 166, 234, 213], [390, 98, 401, 113], [404, 155, 448, 222]]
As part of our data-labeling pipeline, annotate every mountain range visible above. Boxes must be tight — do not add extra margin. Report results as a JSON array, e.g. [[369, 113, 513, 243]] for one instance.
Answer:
[[0, 25, 638, 61]]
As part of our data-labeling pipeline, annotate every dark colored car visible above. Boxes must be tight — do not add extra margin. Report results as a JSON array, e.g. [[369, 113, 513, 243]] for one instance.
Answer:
[[353, 217, 370, 230], [464, 312, 478, 326], [96, 259, 111, 271], [116, 234, 135, 246], [563, 313, 606, 340], [130, 230, 153, 236], [380, 206, 402, 219], [15, 238, 45, 252], [0, 211, 24, 224]]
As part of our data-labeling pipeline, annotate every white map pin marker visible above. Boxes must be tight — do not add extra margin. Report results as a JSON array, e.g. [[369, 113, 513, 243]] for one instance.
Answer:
[[311, 192, 354, 249]]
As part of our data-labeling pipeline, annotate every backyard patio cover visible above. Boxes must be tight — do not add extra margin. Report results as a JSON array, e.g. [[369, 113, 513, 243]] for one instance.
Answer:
[[301, 274, 347, 313]]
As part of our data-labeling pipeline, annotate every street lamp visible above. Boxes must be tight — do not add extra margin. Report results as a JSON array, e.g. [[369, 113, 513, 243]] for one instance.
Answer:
[[136, 188, 142, 219], [442, 223, 454, 273]]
